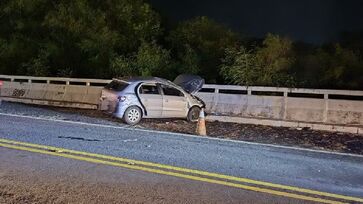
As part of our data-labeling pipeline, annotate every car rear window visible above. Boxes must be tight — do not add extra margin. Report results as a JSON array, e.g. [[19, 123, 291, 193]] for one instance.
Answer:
[[105, 80, 129, 91], [139, 84, 160, 94]]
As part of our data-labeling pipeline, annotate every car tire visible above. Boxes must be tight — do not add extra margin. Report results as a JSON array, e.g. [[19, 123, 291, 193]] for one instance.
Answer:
[[187, 106, 201, 122], [123, 106, 142, 125]]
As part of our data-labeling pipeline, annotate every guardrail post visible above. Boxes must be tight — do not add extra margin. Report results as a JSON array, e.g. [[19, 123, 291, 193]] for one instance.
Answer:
[[247, 89, 252, 95], [283, 91, 288, 120], [210, 86, 219, 113], [323, 94, 329, 123]]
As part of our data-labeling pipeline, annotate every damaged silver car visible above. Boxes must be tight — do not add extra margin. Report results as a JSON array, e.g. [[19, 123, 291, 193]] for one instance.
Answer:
[[100, 75, 205, 125]]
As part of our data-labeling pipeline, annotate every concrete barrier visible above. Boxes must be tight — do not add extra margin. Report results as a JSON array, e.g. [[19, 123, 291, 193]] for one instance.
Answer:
[[195, 85, 363, 131], [0, 75, 110, 109], [1, 75, 362, 133]]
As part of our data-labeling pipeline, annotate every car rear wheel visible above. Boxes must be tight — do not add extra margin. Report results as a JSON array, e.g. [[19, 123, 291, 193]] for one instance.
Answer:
[[123, 106, 142, 125], [187, 106, 201, 122]]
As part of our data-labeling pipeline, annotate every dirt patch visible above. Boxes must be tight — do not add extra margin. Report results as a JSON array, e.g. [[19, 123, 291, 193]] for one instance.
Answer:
[[0, 176, 175, 204], [47, 107, 363, 155], [140, 119, 363, 154]]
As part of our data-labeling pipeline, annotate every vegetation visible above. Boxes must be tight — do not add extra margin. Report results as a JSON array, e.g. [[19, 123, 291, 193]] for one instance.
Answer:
[[0, 0, 362, 89], [167, 16, 239, 83], [221, 34, 296, 87]]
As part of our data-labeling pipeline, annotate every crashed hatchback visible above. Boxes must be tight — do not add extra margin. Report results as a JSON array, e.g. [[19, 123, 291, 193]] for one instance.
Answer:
[[100, 75, 205, 125]]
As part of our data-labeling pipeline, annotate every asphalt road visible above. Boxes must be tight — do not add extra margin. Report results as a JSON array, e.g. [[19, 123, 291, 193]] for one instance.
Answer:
[[1, 147, 311, 204], [0, 103, 363, 203]]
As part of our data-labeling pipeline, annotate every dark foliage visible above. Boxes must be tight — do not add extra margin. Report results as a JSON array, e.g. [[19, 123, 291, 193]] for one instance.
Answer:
[[0, 0, 362, 89]]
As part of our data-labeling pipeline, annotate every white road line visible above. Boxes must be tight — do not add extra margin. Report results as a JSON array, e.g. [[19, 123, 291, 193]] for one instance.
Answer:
[[1, 112, 362, 158]]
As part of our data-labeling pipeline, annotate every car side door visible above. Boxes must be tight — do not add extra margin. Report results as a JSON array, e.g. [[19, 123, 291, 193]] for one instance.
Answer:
[[138, 83, 163, 118], [161, 85, 188, 118]]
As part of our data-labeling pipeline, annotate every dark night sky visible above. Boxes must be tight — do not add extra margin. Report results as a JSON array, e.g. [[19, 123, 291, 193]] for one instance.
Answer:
[[149, 0, 363, 43]]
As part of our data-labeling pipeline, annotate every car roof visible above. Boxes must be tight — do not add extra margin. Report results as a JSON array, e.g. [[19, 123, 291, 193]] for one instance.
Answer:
[[114, 77, 171, 84]]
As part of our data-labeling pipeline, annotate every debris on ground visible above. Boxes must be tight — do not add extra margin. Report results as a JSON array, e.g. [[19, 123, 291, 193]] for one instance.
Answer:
[[43, 106, 363, 155]]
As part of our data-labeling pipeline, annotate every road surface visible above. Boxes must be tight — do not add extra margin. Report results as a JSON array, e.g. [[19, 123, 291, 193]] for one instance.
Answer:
[[0, 103, 362, 203]]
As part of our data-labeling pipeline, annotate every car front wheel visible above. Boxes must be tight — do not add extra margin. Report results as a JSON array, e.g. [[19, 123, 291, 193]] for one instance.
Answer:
[[187, 106, 201, 122], [123, 106, 142, 125]]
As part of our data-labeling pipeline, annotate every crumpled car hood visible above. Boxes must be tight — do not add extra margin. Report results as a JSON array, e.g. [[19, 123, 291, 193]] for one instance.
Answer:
[[173, 74, 205, 94]]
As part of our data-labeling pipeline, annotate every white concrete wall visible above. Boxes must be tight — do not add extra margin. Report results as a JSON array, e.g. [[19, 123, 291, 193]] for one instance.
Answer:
[[0, 75, 110, 109], [1, 75, 363, 127], [196, 84, 363, 126]]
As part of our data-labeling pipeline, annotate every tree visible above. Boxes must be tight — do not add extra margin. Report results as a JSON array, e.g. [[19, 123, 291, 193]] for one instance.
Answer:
[[0, 0, 162, 78], [168, 16, 239, 83], [295, 44, 363, 89], [221, 34, 296, 87], [0, 0, 52, 75], [320, 44, 363, 89], [23, 48, 50, 76], [220, 46, 259, 86], [168, 44, 201, 78], [111, 41, 171, 78], [255, 34, 296, 86]]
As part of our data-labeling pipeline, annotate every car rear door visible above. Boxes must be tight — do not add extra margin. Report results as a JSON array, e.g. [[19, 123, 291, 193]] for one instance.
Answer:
[[138, 83, 163, 118], [161, 85, 188, 118]]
